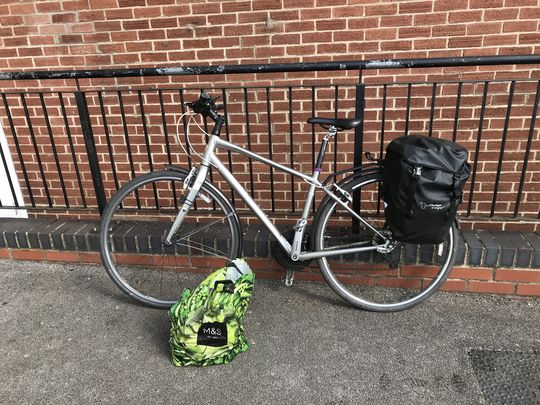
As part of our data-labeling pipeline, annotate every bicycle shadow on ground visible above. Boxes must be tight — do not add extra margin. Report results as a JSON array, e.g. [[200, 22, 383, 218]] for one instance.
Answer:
[[255, 277, 352, 310]]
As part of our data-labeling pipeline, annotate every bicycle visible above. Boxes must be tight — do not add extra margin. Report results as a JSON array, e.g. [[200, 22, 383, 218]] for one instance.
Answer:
[[99, 92, 457, 312]]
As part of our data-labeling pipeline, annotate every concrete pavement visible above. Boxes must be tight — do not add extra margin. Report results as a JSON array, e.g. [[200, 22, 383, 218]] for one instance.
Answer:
[[0, 259, 539, 404]]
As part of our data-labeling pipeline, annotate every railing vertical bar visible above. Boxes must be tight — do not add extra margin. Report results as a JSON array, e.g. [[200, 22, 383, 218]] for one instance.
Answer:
[[243, 87, 255, 198], [96, 91, 118, 197], [40, 93, 69, 207], [117, 90, 140, 209], [515, 80, 540, 218], [452, 82, 463, 142], [311, 85, 316, 213], [333, 85, 339, 174], [158, 90, 173, 166], [377, 84, 388, 215], [221, 88, 235, 207], [352, 83, 365, 232], [404, 83, 412, 136], [490, 80, 515, 217], [428, 83, 437, 137], [311, 85, 316, 170], [199, 89, 216, 211], [74, 90, 106, 213], [178, 89, 192, 169], [288, 86, 295, 212], [137, 90, 159, 209], [21, 93, 52, 207], [0, 94, 22, 208], [467, 81, 489, 217], [266, 87, 275, 212], [158, 89, 178, 210], [0, 137, 18, 208]]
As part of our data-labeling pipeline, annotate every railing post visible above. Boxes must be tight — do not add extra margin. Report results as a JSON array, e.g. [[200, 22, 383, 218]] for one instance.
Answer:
[[352, 82, 365, 232], [74, 91, 106, 215]]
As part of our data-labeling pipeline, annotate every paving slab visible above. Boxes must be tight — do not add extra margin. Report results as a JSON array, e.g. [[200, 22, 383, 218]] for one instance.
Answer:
[[0, 259, 539, 404]]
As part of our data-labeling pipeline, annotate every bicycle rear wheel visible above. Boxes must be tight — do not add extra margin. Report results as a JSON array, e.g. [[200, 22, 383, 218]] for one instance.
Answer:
[[313, 171, 456, 312], [99, 169, 242, 308]]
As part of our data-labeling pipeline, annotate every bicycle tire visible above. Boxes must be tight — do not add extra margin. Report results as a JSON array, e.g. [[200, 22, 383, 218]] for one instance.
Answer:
[[99, 169, 242, 308], [313, 171, 456, 312]]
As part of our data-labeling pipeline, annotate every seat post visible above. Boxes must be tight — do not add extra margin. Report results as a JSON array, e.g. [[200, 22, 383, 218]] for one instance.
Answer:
[[314, 126, 337, 173]]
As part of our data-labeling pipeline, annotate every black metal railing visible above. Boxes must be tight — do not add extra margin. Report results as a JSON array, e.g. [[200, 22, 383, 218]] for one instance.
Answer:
[[0, 54, 539, 223]]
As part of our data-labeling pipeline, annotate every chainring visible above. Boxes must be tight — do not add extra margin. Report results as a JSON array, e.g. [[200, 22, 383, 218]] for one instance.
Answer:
[[271, 229, 313, 271]]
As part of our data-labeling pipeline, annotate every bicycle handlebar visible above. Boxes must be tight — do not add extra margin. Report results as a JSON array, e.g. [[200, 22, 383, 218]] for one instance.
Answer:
[[186, 92, 222, 121]]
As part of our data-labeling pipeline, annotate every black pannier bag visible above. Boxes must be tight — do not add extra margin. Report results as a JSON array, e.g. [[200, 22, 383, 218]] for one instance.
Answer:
[[382, 135, 471, 244]]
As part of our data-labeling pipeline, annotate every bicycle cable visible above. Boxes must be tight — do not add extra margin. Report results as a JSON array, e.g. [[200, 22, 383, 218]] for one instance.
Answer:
[[175, 107, 330, 192]]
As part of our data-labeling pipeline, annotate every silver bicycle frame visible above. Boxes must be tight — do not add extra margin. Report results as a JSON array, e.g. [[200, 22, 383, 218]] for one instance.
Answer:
[[165, 133, 388, 261]]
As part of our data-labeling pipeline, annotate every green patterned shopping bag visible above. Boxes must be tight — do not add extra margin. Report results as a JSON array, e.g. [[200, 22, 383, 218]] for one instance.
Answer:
[[168, 259, 254, 366]]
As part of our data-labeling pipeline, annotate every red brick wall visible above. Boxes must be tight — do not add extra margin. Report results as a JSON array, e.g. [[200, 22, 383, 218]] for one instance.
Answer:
[[0, 0, 539, 69], [0, 0, 539, 229]]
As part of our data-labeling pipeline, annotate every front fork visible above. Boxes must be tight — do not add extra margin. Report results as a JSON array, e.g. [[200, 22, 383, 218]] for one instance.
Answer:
[[164, 137, 218, 245], [164, 163, 210, 244]]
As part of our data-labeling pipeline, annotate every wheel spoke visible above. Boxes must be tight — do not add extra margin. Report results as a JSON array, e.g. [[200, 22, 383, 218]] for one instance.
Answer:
[[99, 171, 240, 308], [315, 172, 455, 312]]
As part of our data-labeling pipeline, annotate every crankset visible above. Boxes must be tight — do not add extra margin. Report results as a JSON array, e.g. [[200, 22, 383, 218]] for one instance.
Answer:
[[271, 229, 313, 271]]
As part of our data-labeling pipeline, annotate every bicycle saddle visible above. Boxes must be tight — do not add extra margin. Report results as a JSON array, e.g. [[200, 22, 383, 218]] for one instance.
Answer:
[[307, 117, 362, 131]]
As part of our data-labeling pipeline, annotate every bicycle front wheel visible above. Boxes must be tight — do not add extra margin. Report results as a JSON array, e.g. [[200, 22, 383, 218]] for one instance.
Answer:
[[99, 169, 242, 308], [313, 171, 456, 312]]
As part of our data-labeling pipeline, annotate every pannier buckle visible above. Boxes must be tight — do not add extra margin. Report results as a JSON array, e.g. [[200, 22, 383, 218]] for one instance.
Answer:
[[412, 166, 422, 178]]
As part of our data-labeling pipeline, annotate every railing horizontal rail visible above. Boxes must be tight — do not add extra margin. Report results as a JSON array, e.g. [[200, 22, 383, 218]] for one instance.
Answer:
[[1, 55, 540, 81]]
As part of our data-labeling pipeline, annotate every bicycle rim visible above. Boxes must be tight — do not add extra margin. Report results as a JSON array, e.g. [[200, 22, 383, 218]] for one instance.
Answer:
[[99, 170, 241, 308], [315, 172, 456, 312]]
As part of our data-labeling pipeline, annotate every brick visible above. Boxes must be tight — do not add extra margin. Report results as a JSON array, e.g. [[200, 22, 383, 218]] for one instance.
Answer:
[[190, 256, 228, 269], [434, 0, 468, 11], [118, 0, 145, 7], [252, 0, 283, 11], [462, 230, 483, 266], [122, 20, 149, 30], [448, 11, 482, 23], [495, 268, 540, 283], [468, 281, 515, 294], [448, 36, 483, 48], [316, 19, 346, 31], [79, 252, 101, 263], [399, 1, 433, 14], [519, 7, 540, 19], [380, 15, 413, 27], [450, 267, 494, 280], [365, 4, 398, 16], [520, 34, 540, 45], [11, 249, 46, 261], [52, 13, 77, 23], [469, 0, 504, 8], [440, 279, 468, 291], [507, 232, 532, 267], [0, 248, 11, 259], [522, 233, 540, 267], [516, 284, 540, 296], [59, 34, 83, 44], [467, 22, 502, 36], [455, 232, 466, 265], [45, 251, 81, 262]]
